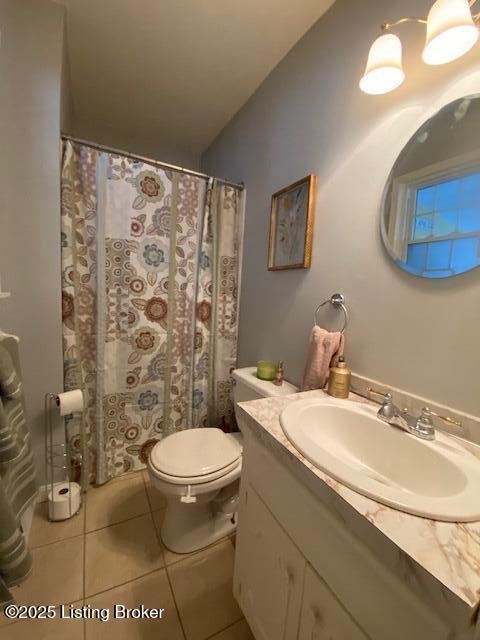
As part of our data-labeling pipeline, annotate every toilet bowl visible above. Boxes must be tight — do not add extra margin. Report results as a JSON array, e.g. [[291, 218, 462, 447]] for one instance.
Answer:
[[147, 366, 298, 553], [148, 428, 242, 553]]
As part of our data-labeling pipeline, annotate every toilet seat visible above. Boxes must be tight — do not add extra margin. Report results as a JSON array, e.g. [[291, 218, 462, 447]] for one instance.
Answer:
[[149, 457, 241, 485], [149, 428, 242, 485]]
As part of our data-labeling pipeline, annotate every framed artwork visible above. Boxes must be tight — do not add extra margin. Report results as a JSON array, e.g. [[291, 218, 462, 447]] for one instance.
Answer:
[[268, 174, 317, 270]]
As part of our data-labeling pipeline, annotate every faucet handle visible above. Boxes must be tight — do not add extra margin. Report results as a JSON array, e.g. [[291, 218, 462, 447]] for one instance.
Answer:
[[367, 387, 392, 402], [368, 388, 397, 420], [414, 408, 436, 440], [422, 407, 462, 431]]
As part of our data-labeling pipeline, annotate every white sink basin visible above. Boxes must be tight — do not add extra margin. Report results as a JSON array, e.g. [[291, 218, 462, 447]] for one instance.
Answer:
[[280, 397, 480, 522]]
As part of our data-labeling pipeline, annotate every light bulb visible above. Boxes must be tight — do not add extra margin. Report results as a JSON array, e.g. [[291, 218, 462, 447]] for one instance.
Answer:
[[360, 33, 405, 95], [423, 0, 479, 65]]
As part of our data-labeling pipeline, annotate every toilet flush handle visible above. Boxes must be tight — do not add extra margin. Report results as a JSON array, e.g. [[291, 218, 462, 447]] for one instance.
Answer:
[[181, 485, 197, 504]]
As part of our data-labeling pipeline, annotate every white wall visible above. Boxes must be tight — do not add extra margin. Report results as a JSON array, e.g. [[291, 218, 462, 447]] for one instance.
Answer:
[[202, 0, 480, 416], [0, 0, 66, 477]]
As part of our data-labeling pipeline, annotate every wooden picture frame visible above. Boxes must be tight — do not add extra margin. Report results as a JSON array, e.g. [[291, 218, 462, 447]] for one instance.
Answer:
[[268, 174, 317, 270]]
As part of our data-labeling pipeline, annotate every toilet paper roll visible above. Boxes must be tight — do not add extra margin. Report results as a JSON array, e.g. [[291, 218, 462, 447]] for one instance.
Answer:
[[56, 389, 84, 416], [48, 481, 81, 521]]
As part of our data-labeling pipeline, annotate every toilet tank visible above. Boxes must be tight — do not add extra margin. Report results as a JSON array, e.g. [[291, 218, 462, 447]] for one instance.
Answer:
[[232, 367, 298, 404]]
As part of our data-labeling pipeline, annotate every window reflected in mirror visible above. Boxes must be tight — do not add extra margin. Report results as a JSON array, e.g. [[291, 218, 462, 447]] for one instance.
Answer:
[[382, 96, 480, 278]]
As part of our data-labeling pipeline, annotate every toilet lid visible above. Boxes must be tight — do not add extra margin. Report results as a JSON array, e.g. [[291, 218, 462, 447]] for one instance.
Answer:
[[150, 428, 241, 478]]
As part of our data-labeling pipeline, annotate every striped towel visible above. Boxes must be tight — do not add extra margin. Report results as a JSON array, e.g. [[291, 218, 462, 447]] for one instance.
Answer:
[[0, 341, 38, 587]]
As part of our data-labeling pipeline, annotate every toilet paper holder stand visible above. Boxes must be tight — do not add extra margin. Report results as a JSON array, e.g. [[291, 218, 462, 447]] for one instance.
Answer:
[[44, 392, 86, 521]]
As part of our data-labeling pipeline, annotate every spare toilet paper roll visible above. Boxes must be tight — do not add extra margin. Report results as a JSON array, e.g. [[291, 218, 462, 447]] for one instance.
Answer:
[[48, 481, 81, 521], [56, 389, 84, 416]]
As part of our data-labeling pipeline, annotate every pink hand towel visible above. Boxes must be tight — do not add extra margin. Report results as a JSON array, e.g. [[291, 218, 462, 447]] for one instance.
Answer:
[[301, 326, 345, 391]]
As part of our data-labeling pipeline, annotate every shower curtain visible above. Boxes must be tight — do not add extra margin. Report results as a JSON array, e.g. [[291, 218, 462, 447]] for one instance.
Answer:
[[61, 141, 244, 484]]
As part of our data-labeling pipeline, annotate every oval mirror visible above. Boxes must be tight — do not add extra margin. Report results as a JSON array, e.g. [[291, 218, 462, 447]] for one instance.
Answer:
[[381, 95, 480, 278]]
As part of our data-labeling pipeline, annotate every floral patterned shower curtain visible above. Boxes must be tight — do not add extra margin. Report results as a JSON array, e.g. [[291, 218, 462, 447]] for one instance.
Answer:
[[60, 141, 244, 484]]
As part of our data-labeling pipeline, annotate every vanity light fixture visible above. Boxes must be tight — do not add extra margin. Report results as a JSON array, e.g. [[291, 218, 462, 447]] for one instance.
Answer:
[[359, 33, 405, 95], [423, 0, 479, 64], [360, 0, 480, 94]]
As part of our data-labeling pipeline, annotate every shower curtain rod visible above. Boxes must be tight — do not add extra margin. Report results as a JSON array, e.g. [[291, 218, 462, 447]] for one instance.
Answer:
[[61, 134, 244, 191]]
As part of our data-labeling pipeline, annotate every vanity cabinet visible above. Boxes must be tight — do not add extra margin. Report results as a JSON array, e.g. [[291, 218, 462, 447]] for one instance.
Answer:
[[234, 485, 305, 640], [234, 427, 464, 640], [235, 484, 368, 640]]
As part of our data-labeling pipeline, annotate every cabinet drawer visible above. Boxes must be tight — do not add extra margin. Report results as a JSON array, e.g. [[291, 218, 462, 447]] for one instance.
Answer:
[[244, 431, 451, 640]]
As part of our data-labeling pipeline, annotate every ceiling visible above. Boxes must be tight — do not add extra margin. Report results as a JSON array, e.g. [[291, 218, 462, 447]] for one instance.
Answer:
[[59, 0, 335, 166]]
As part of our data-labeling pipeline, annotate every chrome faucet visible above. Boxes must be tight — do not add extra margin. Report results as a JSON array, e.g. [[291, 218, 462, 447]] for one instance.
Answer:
[[367, 388, 462, 441]]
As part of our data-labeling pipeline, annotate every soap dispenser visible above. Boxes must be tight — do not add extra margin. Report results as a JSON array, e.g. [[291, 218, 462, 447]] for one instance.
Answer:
[[327, 356, 351, 399]]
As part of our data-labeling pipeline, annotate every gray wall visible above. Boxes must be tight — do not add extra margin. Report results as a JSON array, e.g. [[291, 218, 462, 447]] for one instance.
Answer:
[[61, 13, 74, 136], [202, 0, 480, 416], [0, 0, 66, 478], [70, 120, 201, 170]]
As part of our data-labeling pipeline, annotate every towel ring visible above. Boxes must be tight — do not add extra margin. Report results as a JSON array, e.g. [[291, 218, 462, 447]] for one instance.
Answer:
[[313, 293, 348, 333]]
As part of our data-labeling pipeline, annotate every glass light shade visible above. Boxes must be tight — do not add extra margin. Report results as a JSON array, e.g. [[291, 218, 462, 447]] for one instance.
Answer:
[[359, 34, 405, 95], [422, 0, 479, 65]]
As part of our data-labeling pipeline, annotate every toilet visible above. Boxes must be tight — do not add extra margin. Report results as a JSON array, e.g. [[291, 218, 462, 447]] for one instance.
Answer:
[[147, 366, 298, 553]]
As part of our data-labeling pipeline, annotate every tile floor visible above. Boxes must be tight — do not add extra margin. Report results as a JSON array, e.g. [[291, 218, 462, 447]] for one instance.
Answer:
[[0, 470, 254, 640]]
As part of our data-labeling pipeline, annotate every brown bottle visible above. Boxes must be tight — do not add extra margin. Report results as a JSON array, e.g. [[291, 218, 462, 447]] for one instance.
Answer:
[[327, 357, 351, 399]]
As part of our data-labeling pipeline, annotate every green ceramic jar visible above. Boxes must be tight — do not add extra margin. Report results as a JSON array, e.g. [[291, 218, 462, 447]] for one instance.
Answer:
[[256, 360, 276, 381]]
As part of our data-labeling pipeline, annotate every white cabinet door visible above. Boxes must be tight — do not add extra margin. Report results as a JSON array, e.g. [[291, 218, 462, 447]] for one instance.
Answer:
[[234, 484, 306, 640], [299, 564, 369, 640]]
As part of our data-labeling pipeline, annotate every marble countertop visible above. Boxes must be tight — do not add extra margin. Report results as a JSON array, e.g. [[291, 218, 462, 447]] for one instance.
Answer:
[[237, 389, 480, 611]]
